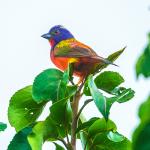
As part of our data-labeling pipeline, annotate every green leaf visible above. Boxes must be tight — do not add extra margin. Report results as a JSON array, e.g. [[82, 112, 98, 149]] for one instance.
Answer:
[[94, 47, 125, 74], [132, 122, 150, 150], [83, 80, 91, 96], [56, 64, 76, 100], [50, 98, 72, 125], [109, 88, 135, 103], [0, 122, 7, 131], [76, 117, 99, 133], [49, 92, 74, 138], [107, 131, 125, 142], [95, 71, 124, 93], [8, 127, 32, 150], [136, 33, 150, 78], [67, 63, 74, 81], [107, 47, 126, 63], [88, 75, 111, 120], [111, 87, 126, 95], [57, 68, 71, 100], [66, 85, 77, 97], [84, 71, 125, 96], [8, 86, 46, 132], [138, 96, 150, 123], [88, 118, 117, 137], [53, 143, 65, 150], [92, 132, 131, 150], [32, 64, 74, 103], [28, 116, 59, 150], [32, 69, 64, 103]]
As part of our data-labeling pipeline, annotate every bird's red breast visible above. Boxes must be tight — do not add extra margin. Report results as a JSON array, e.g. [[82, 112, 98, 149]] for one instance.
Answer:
[[50, 50, 74, 71]]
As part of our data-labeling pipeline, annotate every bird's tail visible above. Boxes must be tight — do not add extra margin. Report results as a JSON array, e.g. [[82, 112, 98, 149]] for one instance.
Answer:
[[101, 58, 118, 67], [92, 56, 118, 67]]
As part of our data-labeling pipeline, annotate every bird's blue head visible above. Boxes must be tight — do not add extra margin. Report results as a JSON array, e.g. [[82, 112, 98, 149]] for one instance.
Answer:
[[41, 25, 74, 47]]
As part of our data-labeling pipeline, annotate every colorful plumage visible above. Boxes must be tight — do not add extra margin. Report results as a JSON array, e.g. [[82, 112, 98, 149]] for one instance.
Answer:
[[42, 25, 116, 82]]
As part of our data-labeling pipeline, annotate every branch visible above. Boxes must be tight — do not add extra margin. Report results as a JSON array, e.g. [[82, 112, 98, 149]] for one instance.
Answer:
[[76, 99, 93, 120]]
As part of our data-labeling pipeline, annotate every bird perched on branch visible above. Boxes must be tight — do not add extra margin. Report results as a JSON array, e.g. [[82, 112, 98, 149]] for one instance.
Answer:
[[42, 25, 116, 83]]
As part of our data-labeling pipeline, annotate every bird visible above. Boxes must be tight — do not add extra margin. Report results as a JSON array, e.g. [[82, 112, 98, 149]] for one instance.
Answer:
[[41, 25, 116, 83]]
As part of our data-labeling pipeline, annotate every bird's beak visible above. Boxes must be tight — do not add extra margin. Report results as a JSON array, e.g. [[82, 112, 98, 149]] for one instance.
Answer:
[[41, 33, 51, 39]]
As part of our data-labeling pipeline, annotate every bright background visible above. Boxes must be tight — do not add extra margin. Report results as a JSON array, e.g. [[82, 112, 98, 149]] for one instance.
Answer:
[[1, 0, 150, 149]]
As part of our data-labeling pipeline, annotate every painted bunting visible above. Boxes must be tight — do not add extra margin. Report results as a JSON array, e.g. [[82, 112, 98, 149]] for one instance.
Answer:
[[42, 25, 116, 82]]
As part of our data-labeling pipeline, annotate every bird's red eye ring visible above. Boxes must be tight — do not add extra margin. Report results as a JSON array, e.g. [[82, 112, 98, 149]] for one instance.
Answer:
[[54, 30, 60, 35]]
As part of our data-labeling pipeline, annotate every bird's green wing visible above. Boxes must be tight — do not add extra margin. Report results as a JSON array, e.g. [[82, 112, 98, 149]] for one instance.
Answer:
[[53, 39, 117, 66], [53, 39, 98, 58]]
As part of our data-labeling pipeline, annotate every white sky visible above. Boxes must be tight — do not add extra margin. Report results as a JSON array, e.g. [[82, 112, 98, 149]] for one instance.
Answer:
[[0, 0, 150, 149]]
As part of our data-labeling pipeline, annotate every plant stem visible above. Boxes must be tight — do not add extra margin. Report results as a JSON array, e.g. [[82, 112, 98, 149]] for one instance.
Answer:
[[71, 91, 81, 150], [71, 80, 85, 150]]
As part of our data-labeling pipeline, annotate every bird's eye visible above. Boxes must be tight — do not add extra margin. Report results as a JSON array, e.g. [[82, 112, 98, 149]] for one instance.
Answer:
[[54, 30, 60, 35], [51, 30, 60, 36]]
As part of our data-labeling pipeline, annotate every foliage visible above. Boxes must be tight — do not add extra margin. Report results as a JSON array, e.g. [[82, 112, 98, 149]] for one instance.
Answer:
[[87, 74, 134, 120], [79, 118, 131, 150], [132, 96, 150, 150], [136, 33, 150, 78], [7, 48, 135, 150], [132, 32, 150, 150]]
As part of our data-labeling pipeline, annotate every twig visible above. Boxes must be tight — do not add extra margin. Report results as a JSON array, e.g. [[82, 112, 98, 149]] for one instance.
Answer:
[[77, 76, 87, 92], [70, 80, 75, 85], [76, 99, 93, 120]]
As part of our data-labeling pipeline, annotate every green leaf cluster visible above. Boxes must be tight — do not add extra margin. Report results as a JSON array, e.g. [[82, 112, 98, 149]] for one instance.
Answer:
[[85, 71, 134, 120], [78, 118, 131, 150], [8, 65, 76, 149], [7, 48, 134, 150]]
